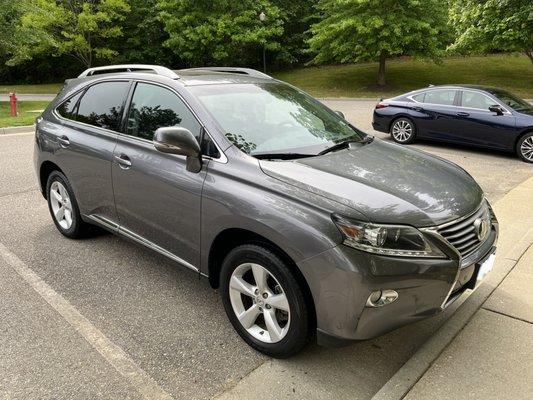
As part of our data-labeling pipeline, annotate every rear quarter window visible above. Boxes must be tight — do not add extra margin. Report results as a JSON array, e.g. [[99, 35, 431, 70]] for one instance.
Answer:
[[56, 91, 83, 120], [76, 81, 130, 131]]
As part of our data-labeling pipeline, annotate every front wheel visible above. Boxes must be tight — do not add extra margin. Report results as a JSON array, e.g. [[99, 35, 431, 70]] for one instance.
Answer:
[[390, 118, 416, 144], [517, 133, 533, 163], [220, 244, 310, 358]]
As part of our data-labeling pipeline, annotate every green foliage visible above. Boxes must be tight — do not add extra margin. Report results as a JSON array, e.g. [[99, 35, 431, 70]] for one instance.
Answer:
[[156, 0, 285, 67], [449, 0, 533, 63], [8, 0, 130, 68], [270, 0, 319, 65], [0, 1, 26, 58], [110, 0, 174, 65], [307, 0, 450, 84]]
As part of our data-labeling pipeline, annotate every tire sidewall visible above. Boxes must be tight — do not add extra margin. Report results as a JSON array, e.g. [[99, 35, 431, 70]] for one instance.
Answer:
[[517, 133, 533, 163], [46, 171, 83, 238], [391, 117, 416, 144], [220, 244, 309, 358]]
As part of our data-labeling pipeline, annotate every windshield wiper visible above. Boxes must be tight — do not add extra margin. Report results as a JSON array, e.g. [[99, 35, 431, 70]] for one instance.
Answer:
[[253, 152, 314, 160], [318, 136, 374, 156]]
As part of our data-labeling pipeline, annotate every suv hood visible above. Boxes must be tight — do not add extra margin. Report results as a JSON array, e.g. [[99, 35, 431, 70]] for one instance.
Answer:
[[259, 140, 483, 227]]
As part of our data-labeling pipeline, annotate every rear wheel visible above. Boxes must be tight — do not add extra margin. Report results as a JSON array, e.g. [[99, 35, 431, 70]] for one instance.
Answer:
[[46, 171, 91, 238], [517, 133, 533, 163], [220, 244, 309, 358], [390, 118, 416, 144]]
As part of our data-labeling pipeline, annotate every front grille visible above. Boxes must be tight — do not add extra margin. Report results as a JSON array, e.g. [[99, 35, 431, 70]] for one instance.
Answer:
[[437, 202, 491, 258]]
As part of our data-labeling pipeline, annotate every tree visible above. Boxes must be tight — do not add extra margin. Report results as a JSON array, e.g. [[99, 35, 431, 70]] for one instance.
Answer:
[[307, 0, 450, 86], [449, 0, 533, 63], [270, 0, 319, 66], [9, 0, 130, 68], [156, 0, 285, 67], [110, 0, 175, 66], [0, 0, 27, 58]]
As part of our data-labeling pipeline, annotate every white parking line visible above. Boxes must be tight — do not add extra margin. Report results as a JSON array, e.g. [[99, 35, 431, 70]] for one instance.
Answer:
[[0, 242, 174, 400]]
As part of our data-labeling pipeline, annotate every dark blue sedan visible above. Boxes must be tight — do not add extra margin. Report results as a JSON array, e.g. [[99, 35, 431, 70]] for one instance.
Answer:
[[372, 85, 533, 163]]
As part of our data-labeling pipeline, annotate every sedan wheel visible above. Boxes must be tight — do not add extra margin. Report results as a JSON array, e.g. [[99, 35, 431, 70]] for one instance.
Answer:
[[229, 262, 290, 343], [391, 118, 416, 144], [518, 134, 533, 163]]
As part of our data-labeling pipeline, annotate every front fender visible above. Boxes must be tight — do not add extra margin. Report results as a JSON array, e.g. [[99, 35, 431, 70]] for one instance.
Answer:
[[199, 156, 357, 275]]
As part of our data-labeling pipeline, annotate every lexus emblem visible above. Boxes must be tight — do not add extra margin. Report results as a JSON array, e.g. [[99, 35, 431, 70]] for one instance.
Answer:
[[474, 218, 489, 241]]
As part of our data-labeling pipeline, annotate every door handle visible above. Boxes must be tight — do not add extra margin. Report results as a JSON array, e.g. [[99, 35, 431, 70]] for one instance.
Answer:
[[456, 112, 470, 117], [114, 154, 132, 169], [57, 135, 70, 148], [412, 106, 424, 112]]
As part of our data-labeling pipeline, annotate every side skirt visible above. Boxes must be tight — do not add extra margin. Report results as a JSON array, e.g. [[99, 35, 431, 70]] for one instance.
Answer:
[[84, 214, 203, 275]]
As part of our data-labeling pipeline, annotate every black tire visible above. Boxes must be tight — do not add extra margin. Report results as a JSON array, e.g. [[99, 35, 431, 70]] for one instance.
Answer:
[[516, 132, 533, 163], [220, 244, 310, 358], [46, 171, 91, 238], [390, 117, 417, 144]]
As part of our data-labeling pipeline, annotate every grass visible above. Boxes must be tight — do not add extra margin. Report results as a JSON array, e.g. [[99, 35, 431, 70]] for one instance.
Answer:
[[0, 54, 531, 102], [0, 83, 63, 94], [273, 54, 533, 99], [0, 101, 50, 127]]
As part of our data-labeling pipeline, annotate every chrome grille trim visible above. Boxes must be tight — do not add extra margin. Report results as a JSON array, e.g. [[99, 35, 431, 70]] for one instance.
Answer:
[[435, 201, 490, 258]]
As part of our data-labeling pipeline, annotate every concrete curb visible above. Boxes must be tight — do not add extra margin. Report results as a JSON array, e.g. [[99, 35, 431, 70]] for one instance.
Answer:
[[371, 176, 533, 400], [0, 94, 56, 101], [0, 125, 35, 135]]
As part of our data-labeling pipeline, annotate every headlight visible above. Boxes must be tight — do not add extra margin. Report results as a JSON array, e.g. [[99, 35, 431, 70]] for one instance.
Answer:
[[332, 215, 445, 258]]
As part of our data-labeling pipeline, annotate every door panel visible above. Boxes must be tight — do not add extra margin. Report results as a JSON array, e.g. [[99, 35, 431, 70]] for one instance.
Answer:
[[52, 81, 130, 222], [112, 82, 206, 268], [112, 137, 207, 268], [410, 89, 462, 141], [454, 91, 517, 149]]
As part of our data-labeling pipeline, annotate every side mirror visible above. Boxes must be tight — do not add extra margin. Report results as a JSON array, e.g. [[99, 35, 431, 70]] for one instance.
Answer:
[[153, 127, 202, 172], [489, 105, 504, 116], [335, 110, 345, 119]]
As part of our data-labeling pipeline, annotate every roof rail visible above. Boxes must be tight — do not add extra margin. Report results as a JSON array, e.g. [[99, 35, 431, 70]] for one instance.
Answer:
[[180, 67, 272, 79], [78, 64, 179, 79]]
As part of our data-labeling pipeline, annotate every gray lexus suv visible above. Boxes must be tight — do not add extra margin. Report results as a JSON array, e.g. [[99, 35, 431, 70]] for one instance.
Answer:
[[34, 64, 498, 357]]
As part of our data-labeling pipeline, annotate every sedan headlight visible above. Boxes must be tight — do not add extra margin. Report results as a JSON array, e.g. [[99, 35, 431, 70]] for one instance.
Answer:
[[332, 215, 445, 258]]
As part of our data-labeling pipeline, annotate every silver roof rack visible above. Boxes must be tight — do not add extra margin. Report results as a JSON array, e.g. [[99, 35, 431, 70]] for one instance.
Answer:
[[180, 67, 272, 79], [78, 64, 179, 79]]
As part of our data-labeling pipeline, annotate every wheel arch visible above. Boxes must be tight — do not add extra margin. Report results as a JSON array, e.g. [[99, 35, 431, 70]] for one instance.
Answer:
[[39, 161, 64, 199], [207, 228, 317, 329], [514, 128, 533, 149], [389, 114, 416, 133]]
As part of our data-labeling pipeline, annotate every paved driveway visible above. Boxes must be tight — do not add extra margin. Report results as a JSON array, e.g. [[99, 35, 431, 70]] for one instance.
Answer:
[[0, 100, 531, 400]]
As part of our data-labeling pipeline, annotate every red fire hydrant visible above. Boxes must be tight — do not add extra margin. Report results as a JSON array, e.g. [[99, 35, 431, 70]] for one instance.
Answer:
[[9, 92, 17, 117]]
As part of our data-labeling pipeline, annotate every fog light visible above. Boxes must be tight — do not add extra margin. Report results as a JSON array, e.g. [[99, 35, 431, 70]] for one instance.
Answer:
[[366, 289, 398, 307]]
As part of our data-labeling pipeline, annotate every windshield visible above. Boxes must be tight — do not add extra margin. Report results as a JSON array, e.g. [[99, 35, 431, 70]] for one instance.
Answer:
[[489, 89, 533, 113], [190, 82, 364, 155]]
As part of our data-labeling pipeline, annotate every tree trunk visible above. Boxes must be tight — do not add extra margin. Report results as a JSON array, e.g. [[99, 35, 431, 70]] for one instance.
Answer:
[[377, 51, 387, 86], [525, 51, 533, 64]]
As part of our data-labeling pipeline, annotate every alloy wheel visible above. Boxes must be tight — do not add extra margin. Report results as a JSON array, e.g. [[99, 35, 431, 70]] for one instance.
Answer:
[[229, 263, 290, 343], [392, 120, 413, 142], [520, 136, 533, 161], [49, 181, 73, 230]]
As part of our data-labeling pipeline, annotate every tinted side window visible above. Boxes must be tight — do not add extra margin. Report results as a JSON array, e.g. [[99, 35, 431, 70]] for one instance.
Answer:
[[56, 91, 83, 120], [76, 81, 130, 131], [423, 90, 456, 106], [126, 83, 202, 141], [461, 92, 496, 110]]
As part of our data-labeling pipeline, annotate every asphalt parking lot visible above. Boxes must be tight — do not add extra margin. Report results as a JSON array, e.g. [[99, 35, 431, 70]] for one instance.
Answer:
[[0, 101, 531, 399]]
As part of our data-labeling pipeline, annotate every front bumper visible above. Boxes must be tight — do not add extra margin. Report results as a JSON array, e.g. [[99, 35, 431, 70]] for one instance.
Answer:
[[298, 223, 498, 346]]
